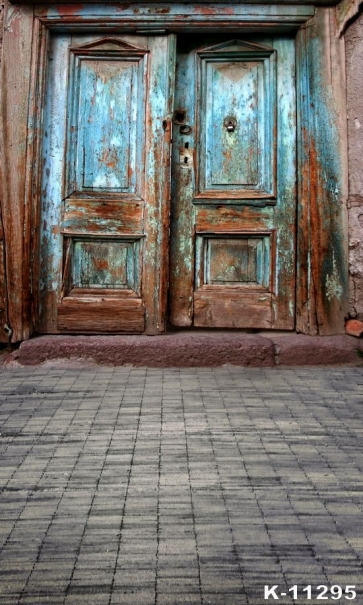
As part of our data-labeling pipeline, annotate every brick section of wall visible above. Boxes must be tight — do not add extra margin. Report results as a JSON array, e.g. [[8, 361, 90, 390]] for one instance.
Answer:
[[346, 10, 363, 319]]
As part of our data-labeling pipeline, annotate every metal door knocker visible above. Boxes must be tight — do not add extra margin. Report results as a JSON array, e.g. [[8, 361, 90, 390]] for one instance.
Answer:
[[224, 116, 237, 132]]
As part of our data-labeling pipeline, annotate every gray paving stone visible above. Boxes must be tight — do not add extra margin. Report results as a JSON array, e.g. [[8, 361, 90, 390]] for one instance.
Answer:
[[1, 366, 363, 603]]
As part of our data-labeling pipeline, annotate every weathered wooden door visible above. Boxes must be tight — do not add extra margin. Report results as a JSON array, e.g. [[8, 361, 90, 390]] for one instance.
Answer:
[[170, 36, 296, 329], [39, 34, 175, 334], [40, 32, 296, 335]]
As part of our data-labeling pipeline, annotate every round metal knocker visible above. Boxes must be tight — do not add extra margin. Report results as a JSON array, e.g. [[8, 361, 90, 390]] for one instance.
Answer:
[[224, 116, 237, 132]]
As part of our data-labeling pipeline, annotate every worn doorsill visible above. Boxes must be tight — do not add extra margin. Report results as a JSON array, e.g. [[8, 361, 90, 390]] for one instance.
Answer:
[[2, 333, 362, 368]]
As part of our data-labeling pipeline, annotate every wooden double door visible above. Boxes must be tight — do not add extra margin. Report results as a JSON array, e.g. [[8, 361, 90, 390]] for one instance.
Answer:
[[39, 32, 296, 334]]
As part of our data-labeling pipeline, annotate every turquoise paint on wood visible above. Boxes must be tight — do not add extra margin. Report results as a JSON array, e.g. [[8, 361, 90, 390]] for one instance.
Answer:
[[78, 59, 136, 191], [140, 33, 176, 333], [66, 40, 148, 197], [197, 40, 276, 199], [40, 34, 70, 331], [2, 2, 347, 339], [72, 238, 139, 290], [170, 34, 296, 329], [39, 32, 176, 333], [207, 60, 259, 187], [35, 4, 316, 22], [296, 9, 348, 334], [40, 25, 297, 333], [273, 36, 296, 314]]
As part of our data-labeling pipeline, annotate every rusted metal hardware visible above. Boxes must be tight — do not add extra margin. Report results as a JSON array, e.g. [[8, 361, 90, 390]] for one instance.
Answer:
[[224, 116, 237, 132]]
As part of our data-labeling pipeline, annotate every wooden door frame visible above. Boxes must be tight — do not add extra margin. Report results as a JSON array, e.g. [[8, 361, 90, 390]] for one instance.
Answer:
[[0, 2, 348, 341]]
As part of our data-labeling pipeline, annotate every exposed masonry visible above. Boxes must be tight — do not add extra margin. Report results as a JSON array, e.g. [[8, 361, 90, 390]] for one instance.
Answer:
[[345, 9, 363, 320]]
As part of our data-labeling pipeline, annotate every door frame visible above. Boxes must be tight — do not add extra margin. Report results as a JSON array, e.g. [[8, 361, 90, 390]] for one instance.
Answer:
[[0, 2, 348, 341]]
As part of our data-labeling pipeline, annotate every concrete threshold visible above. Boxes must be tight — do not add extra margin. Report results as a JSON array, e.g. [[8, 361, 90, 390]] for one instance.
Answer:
[[2, 332, 363, 367]]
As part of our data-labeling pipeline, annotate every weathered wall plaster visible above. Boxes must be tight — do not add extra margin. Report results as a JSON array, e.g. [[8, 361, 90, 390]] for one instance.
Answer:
[[345, 9, 363, 319], [0, 2, 6, 343], [337, 0, 363, 35], [0, 4, 3, 62]]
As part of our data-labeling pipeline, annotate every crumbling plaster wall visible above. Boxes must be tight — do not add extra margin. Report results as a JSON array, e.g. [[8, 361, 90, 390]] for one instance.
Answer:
[[0, 0, 4, 296], [345, 9, 363, 319], [0, 3, 3, 63]]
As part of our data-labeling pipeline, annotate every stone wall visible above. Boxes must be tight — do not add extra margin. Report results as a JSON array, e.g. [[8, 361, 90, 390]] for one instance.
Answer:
[[345, 9, 363, 319]]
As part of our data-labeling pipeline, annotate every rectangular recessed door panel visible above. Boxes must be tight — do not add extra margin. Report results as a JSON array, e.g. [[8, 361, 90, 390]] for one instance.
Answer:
[[203, 236, 270, 286]]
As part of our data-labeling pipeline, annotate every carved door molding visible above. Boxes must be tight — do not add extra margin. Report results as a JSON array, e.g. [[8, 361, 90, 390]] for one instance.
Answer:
[[0, 3, 348, 340]]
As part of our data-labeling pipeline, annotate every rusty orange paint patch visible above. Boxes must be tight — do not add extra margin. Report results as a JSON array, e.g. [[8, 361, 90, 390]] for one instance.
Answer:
[[193, 6, 234, 14], [301, 130, 342, 317], [193, 6, 217, 14], [55, 4, 85, 16], [151, 7, 171, 14]]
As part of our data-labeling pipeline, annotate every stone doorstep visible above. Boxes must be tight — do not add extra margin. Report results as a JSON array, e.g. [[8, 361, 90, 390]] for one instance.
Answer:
[[2, 333, 363, 368]]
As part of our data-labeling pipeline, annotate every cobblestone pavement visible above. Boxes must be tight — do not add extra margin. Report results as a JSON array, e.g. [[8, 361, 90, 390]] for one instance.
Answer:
[[0, 366, 363, 605]]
